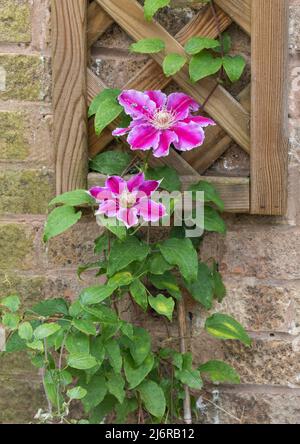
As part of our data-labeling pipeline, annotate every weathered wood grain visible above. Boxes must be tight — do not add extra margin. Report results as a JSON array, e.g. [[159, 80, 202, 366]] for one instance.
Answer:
[[87, 1, 113, 47], [52, 0, 88, 194], [251, 0, 289, 215], [215, 0, 251, 35], [88, 173, 250, 213]]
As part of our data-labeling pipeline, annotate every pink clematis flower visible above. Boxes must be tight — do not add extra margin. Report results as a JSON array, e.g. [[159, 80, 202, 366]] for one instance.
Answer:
[[89, 172, 166, 228], [112, 90, 215, 157]]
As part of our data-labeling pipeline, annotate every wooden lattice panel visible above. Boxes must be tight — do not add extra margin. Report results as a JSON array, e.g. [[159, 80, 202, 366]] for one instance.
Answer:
[[51, 0, 289, 215]]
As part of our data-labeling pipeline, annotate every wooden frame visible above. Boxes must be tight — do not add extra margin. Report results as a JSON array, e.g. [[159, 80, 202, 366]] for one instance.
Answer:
[[51, 0, 289, 215]]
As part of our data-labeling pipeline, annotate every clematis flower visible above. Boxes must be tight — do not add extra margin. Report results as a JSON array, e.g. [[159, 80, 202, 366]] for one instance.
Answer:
[[89, 172, 166, 228], [112, 90, 215, 157]]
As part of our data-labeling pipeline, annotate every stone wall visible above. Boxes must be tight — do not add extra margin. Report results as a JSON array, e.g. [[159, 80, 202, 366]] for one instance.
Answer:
[[0, 0, 299, 424]]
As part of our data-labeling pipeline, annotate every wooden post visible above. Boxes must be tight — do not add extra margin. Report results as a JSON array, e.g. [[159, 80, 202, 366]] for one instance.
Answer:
[[251, 0, 289, 215], [52, 0, 88, 194]]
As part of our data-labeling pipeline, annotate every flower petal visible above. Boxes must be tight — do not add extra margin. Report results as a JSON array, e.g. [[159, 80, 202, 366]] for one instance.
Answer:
[[127, 124, 160, 151], [112, 127, 131, 136], [117, 207, 139, 228], [89, 187, 113, 201], [172, 122, 205, 151], [118, 90, 156, 120], [135, 198, 166, 222], [127, 172, 145, 192], [144, 90, 167, 109], [153, 129, 178, 158], [138, 180, 160, 196], [105, 176, 126, 195], [96, 199, 118, 217], [182, 115, 215, 127], [167, 92, 199, 120]]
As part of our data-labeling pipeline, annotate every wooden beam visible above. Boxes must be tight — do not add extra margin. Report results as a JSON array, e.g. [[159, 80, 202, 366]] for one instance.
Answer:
[[251, 0, 289, 215], [214, 0, 251, 35], [88, 173, 250, 213], [182, 84, 251, 173], [52, 0, 88, 194], [87, 1, 113, 47], [96, 0, 250, 152]]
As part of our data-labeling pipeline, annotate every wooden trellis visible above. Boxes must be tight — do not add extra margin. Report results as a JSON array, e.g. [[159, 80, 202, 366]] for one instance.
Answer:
[[51, 0, 289, 215]]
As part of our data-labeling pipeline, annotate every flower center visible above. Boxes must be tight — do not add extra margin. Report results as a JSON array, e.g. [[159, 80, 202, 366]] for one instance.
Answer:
[[119, 191, 137, 208], [151, 108, 175, 130]]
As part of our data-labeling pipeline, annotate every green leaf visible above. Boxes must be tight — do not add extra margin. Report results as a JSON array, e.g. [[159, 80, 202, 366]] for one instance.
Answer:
[[185, 263, 214, 309], [0, 295, 20, 312], [148, 294, 175, 321], [146, 166, 181, 192], [185, 37, 219, 55], [107, 237, 150, 277], [67, 386, 87, 400], [130, 279, 148, 311], [175, 369, 203, 390], [106, 373, 125, 404], [158, 238, 198, 284], [108, 271, 134, 288], [214, 33, 232, 54], [138, 380, 166, 419], [130, 38, 165, 54], [189, 180, 224, 211], [67, 353, 98, 370], [88, 88, 121, 118], [163, 53, 186, 77], [105, 339, 122, 374], [223, 55, 246, 83], [80, 285, 115, 306], [34, 323, 61, 340], [199, 360, 240, 384], [115, 398, 138, 424], [73, 320, 97, 336], [2, 313, 19, 330], [205, 313, 252, 346], [124, 353, 154, 389], [65, 332, 90, 355], [89, 151, 133, 176], [189, 50, 223, 82], [96, 215, 127, 241], [212, 264, 226, 302], [83, 305, 119, 327], [149, 272, 181, 299], [77, 261, 104, 280], [129, 327, 151, 366], [43, 206, 82, 242], [27, 339, 44, 352], [30, 298, 69, 317], [147, 252, 173, 275], [144, 0, 170, 20], [49, 190, 95, 207], [81, 375, 107, 412], [89, 395, 116, 424], [94, 233, 109, 254], [204, 205, 227, 234], [18, 322, 33, 341], [95, 99, 123, 136]]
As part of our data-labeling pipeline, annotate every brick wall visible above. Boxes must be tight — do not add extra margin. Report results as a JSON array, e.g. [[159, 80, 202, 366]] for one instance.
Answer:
[[0, 0, 299, 424]]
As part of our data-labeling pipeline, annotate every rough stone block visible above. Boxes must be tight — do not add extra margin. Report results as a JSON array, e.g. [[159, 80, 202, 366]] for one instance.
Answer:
[[0, 111, 29, 160], [46, 217, 103, 268], [201, 227, 300, 280], [0, 223, 36, 270], [0, 0, 31, 43], [0, 55, 47, 101], [197, 387, 300, 424], [0, 169, 54, 214], [213, 277, 298, 333]]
